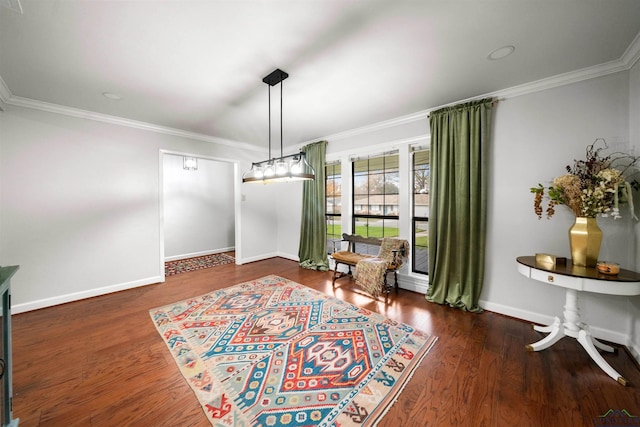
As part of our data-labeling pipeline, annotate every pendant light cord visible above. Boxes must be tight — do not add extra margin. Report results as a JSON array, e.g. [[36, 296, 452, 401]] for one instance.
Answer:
[[280, 77, 283, 158], [268, 84, 272, 160]]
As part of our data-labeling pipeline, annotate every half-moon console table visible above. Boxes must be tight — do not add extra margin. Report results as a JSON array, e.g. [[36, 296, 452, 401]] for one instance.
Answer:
[[516, 255, 640, 386]]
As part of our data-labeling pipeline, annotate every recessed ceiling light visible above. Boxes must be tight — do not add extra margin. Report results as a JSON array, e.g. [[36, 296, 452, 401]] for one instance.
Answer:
[[487, 45, 515, 61], [102, 92, 123, 100]]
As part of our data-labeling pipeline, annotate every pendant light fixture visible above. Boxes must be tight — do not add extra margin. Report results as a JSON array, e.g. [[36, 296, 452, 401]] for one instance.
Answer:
[[242, 69, 315, 184]]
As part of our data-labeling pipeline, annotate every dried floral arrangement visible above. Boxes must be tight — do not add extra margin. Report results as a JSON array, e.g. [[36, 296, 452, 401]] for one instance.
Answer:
[[531, 138, 640, 220]]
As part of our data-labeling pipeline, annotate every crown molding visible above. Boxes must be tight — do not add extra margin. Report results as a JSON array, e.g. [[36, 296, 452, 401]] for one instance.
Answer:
[[622, 30, 640, 68], [0, 74, 11, 104], [2, 94, 265, 153], [493, 57, 633, 100], [303, 110, 429, 145], [0, 75, 9, 112]]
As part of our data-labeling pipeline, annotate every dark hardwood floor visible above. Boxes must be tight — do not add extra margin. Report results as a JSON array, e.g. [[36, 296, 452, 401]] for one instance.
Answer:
[[10, 257, 640, 426]]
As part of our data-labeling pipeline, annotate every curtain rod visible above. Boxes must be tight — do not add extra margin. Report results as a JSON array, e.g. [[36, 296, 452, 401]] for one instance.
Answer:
[[349, 149, 399, 162], [426, 97, 502, 119], [411, 145, 429, 152]]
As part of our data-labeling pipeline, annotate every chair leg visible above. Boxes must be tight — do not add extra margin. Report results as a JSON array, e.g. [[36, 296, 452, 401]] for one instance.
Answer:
[[332, 262, 341, 288], [394, 270, 399, 293], [383, 271, 392, 303], [332, 262, 353, 288]]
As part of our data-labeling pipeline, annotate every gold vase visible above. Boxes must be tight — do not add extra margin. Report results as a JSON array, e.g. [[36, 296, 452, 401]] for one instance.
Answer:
[[568, 217, 602, 267]]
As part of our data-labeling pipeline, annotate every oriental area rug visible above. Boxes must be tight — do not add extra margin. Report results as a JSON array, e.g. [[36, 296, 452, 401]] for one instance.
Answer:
[[165, 253, 235, 276], [149, 275, 437, 426]]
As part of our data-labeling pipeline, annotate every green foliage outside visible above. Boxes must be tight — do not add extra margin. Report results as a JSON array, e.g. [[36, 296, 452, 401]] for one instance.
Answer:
[[327, 223, 342, 239], [354, 225, 394, 238], [415, 235, 428, 247], [328, 223, 429, 248]]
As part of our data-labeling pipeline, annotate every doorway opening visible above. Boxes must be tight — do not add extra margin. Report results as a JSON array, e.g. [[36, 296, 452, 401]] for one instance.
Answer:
[[159, 150, 239, 280]]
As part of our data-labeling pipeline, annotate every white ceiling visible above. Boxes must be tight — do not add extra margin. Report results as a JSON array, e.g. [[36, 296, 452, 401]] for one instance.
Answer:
[[1, 0, 640, 151]]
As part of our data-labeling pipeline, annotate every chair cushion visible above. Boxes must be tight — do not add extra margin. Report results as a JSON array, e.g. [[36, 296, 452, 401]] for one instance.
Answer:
[[332, 251, 373, 265], [333, 251, 403, 270]]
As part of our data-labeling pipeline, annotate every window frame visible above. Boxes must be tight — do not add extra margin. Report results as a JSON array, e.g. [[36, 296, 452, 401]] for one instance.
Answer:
[[351, 153, 400, 254], [325, 162, 342, 254], [412, 149, 430, 275]]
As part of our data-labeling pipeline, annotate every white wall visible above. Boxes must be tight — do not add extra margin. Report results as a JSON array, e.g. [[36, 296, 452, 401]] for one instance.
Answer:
[[162, 153, 234, 260], [0, 105, 275, 312], [238, 181, 280, 263], [276, 181, 304, 261]]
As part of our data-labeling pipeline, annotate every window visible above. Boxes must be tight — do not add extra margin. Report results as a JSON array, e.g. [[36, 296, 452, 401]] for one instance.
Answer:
[[352, 153, 399, 255], [326, 162, 342, 254], [412, 149, 429, 274]]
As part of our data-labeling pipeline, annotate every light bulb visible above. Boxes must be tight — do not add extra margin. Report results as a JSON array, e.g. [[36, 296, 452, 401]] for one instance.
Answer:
[[264, 163, 275, 177], [291, 158, 303, 174], [275, 161, 288, 176]]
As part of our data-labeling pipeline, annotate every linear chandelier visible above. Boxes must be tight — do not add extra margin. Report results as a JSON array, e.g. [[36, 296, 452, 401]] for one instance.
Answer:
[[242, 69, 315, 184]]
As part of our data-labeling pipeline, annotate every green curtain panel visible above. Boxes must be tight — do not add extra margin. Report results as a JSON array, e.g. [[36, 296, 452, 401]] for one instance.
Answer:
[[425, 98, 494, 312], [299, 140, 329, 271]]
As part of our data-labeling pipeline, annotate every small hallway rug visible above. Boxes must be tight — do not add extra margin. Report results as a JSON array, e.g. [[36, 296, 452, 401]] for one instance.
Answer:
[[165, 253, 235, 276], [150, 275, 437, 426]]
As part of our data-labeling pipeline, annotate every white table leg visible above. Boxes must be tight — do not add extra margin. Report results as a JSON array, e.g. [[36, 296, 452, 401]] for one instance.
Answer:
[[527, 288, 626, 385], [533, 317, 561, 334], [578, 324, 615, 353], [591, 338, 615, 353], [526, 317, 565, 351], [562, 289, 581, 334], [577, 329, 627, 386]]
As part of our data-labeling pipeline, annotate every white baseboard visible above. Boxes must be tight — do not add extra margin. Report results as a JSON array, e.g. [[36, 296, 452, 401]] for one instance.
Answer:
[[480, 300, 631, 347], [479, 300, 556, 327], [165, 247, 234, 262], [236, 252, 280, 265], [12, 275, 163, 314], [397, 275, 428, 294], [276, 252, 300, 262]]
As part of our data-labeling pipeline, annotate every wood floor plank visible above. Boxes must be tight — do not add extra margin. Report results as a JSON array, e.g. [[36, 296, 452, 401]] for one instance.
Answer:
[[9, 257, 640, 426]]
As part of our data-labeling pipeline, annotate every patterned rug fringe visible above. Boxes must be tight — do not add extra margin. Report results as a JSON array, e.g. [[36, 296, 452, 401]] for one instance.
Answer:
[[373, 335, 438, 425], [164, 253, 235, 276]]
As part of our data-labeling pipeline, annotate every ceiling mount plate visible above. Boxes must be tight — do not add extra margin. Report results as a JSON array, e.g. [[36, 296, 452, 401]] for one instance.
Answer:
[[262, 69, 289, 86]]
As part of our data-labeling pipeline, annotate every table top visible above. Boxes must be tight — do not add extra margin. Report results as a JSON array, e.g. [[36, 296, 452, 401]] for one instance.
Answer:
[[517, 256, 640, 282], [517, 256, 640, 295]]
